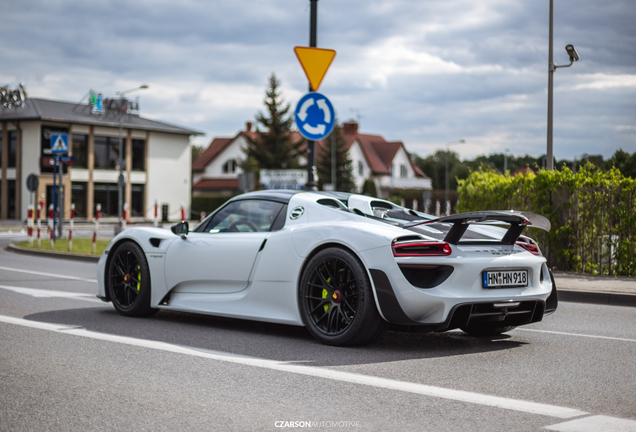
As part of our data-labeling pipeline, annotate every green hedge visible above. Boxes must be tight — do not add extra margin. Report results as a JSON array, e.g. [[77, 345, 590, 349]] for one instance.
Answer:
[[457, 164, 636, 276]]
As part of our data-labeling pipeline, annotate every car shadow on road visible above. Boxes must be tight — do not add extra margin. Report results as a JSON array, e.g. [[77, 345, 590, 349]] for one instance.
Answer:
[[24, 307, 527, 367]]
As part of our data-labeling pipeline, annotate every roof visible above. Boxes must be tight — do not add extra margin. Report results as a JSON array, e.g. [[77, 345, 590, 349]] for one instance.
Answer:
[[192, 178, 239, 190], [192, 123, 306, 172], [0, 98, 202, 135], [318, 122, 428, 178]]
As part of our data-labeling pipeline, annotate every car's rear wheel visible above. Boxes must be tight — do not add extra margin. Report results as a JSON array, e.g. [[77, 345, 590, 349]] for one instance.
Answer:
[[461, 324, 516, 336], [299, 248, 387, 346], [107, 241, 157, 317]]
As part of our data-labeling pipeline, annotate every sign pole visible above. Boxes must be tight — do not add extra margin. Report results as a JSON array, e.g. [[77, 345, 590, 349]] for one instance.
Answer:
[[306, 0, 318, 191], [52, 157, 57, 241]]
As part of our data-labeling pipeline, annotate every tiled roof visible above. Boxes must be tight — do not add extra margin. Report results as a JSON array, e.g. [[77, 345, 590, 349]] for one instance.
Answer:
[[192, 137, 235, 172], [0, 98, 202, 135], [318, 122, 428, 178], [192, 178, 239, 190]]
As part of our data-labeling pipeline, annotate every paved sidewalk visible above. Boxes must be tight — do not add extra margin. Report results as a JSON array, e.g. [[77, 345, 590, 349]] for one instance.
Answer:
[[553, 271, 636, 307]]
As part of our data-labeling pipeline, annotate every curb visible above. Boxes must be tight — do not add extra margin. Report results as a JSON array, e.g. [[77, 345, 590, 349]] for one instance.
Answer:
[[557, 290, 636, 308], [6, 243, 101, 263]]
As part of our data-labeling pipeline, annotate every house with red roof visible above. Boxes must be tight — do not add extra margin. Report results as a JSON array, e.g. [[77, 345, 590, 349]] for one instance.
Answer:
[[192, 121, 430, 197]]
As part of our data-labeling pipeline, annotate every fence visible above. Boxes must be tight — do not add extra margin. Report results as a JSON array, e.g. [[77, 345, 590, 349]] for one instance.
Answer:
[[456, 164, 636, 276]]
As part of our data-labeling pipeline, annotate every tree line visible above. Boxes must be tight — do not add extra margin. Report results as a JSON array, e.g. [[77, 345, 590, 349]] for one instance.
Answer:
[[413, 149, 636, 192]]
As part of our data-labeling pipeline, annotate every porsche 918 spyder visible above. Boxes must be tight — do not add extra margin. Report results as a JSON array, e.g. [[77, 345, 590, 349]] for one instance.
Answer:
[[97, 190, 557, 346]]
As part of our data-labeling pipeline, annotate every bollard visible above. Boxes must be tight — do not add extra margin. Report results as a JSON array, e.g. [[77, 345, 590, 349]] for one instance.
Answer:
[[154, 200, 159, 227], [180, 203, 185, 222], [92, 204, 101, 254], [36, 201, 42, 248], [122, 203, 128, 230], [48, 204, 54, 249], [68, 203, 75, 252], [27, 205, 34, 246]]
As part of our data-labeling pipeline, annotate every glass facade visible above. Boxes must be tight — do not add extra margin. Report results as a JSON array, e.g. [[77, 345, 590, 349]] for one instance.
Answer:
[[71, 182, 87, 218], [72, 134, 88, 168], [132, 139, 145, 170], [94, 136, 121, 169]]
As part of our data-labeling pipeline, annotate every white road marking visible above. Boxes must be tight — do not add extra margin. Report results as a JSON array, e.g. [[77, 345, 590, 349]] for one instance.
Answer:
[[517, 328, 636, 343], [0, 285, 104, 303], [0, 314, 587, 420], [544, 415, 636, 431], [0, 266, 97, 283]]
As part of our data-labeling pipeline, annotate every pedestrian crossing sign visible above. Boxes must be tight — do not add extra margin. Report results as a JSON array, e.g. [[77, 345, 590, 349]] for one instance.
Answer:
[[50, 134, 68, 154]]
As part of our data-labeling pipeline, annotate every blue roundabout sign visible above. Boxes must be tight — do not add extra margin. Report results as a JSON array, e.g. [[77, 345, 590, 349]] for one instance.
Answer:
[[295, 92, 335, 141]]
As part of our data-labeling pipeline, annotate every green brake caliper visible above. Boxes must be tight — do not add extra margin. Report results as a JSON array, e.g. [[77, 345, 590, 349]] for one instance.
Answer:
[[136, 264, 141, 291], [322, 277, 332, 312]]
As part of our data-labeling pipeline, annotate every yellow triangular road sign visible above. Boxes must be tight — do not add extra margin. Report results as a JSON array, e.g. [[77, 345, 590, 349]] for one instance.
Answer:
[[294, 46, 336, 92]]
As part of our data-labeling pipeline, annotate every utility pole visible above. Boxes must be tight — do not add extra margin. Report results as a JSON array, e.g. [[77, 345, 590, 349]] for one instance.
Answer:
[[306, 0, 318, 190], [547, 0, 555, 170]]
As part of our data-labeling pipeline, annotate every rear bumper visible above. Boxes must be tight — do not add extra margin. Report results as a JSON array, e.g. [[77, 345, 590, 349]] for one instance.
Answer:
[[370, 268, 548, 330]]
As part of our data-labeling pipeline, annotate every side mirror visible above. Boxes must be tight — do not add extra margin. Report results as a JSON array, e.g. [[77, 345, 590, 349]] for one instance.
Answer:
[[170, 221, 189, 239]]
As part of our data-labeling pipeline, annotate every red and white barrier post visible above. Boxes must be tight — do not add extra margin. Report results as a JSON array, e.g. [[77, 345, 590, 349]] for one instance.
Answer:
[[122, 203, 128, 230], [154, 200, 159, 227], [27, 205, 34, 246], [48, 204, 54, 249], [36, 201, 43, 248], [68, 203, 75, 252], [180, 203, 186, 222], [92, 204, 101, 254]]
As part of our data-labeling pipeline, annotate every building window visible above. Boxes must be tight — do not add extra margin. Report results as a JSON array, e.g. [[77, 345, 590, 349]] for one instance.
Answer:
[[8, 131, 17, 168], [222, 159, 236, 174], [131, 184, 145, 216], [72, 134, 88, 168], [358, 160, 364, 176], [0, 131, 2, 166], [94, 136, 121, 170], [132, 139, 145, 171], [7, 180, 16, 219], [400, 164, 407, 178], [93, 182, 118, 216], [71, 183, 87, 218]]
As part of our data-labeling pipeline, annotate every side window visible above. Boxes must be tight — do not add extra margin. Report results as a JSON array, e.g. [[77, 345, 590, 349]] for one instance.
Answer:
[[203, 200, 284, 233], [270, 205, 288, 231]]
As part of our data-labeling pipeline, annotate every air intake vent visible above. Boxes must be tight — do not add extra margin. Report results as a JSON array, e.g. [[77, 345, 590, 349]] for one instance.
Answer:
[[149, 238, 162, 248]]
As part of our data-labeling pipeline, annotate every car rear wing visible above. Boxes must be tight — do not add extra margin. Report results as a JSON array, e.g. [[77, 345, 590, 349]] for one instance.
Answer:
[[403, 211, 551, 245]]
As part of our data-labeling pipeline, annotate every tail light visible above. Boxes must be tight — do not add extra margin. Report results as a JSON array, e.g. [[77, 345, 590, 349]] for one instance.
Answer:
[[516, 242, 540, 255], [392, 240, 452, 257]]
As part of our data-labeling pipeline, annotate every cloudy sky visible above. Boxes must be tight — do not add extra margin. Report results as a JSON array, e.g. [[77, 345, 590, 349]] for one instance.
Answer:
[[2, 0, 635, 161]]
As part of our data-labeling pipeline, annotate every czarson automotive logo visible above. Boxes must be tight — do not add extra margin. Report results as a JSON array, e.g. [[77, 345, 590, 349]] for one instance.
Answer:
[[289, 206, 305, 220]]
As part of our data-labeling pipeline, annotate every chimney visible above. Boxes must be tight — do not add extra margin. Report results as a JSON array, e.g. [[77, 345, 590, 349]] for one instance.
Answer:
[[246, 122, 253, 132], [343, 121, 358, 135]]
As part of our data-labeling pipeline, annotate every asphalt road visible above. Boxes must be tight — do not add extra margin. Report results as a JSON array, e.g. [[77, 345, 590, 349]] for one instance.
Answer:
[[1, 235, 636, 432]]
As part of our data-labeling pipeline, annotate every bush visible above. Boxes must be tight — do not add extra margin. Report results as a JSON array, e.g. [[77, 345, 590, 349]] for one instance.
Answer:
[[457, 163, 636, 276]]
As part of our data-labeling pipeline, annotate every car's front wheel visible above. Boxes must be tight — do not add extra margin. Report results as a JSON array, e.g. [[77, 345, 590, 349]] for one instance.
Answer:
[[299, 248, 387, 346], [107, 241, 157, 317]]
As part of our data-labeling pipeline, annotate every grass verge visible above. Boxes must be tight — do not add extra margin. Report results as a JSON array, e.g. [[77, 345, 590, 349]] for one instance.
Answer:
[[15, 238, 110, 256]]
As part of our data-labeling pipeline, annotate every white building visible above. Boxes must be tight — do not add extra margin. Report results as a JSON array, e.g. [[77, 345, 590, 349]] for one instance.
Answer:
[[193, 121, 430, 198], [0, 97, 201, 221]]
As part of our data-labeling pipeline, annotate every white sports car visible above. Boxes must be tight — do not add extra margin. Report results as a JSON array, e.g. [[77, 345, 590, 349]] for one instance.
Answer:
[[97, 190, 557, 346]]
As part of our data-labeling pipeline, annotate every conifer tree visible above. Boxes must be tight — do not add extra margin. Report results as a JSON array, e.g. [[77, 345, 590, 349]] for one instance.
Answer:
[[243, 73, 305, 170], [317, 122, 356, 192]]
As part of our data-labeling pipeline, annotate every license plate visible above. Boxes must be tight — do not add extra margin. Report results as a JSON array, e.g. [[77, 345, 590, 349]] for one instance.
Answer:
[[483, 270, 528, 288]]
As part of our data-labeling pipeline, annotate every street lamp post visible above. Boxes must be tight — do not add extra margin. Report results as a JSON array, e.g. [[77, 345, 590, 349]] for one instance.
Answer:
[[547, 0, 580, 170], [116, 84, 148, 232], [445, 139, 466, 206]]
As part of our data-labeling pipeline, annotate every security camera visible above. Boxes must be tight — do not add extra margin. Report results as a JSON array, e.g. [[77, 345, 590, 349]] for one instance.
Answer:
[[565, 44, 580, 62]]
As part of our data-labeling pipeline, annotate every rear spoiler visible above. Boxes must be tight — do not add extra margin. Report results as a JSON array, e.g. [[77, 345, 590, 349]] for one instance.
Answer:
[[403, 211, 551, 245]]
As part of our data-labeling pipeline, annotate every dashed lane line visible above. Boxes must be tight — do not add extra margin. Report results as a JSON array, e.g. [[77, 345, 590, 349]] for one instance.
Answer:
[[0, 285, 104, 303], [517, 328, 636, 343]]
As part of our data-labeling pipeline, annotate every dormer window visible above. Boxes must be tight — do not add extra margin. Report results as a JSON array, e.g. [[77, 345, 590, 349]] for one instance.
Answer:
[[400, 164, 407, 178], [222, 159, 236, 173]]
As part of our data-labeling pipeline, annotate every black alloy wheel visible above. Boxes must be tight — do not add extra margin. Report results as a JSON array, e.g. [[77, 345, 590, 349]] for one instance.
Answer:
[[107, 241, 157, 317], [299, 248, 387, 346]]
